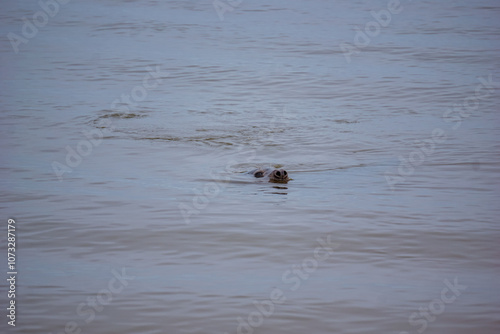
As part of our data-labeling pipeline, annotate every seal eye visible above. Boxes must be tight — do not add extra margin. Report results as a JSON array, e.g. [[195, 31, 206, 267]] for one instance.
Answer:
[[275, 171, 281, 177], [254, 171, 263, 178]]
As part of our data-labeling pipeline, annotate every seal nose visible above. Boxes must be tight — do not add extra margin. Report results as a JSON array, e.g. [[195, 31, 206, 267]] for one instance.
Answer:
[[276, 169, 288, 179]]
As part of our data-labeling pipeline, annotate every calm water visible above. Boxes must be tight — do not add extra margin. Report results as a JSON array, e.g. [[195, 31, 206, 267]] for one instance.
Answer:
[[1, 0, 499, 333]]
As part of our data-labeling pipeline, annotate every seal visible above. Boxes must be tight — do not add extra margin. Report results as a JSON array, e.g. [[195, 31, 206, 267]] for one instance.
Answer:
[[250, 168, 290, 183]]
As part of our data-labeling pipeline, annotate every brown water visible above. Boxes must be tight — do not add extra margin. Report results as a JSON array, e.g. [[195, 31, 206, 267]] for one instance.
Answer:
[[1, 0, 499, 333]]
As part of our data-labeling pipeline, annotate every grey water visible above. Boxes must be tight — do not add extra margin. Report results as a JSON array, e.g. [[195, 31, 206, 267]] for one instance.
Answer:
[[1, 0, 499, 333]]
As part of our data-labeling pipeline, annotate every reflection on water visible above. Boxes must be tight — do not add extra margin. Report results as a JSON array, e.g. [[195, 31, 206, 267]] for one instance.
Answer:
[[1, 0, 499, 333]]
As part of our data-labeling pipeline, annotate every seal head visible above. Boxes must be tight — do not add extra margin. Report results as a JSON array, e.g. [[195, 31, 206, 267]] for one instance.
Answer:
[[252, 168, 290, 183]]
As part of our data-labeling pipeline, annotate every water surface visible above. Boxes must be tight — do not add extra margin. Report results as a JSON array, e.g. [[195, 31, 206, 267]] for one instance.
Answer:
[[1, 0, 499, 333]]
